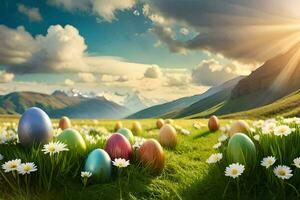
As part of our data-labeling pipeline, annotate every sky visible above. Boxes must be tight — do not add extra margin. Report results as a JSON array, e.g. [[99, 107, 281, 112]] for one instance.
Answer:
[[1, 0, 300, 104]]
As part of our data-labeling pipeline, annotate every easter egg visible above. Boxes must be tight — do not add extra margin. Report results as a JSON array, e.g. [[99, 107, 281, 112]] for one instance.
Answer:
[[165, 119, 174, 125], [114, 121, 123, 132], [208, 115, 219, 132], [18, 107, 53, 147], [83, 149, 112, 182], [227, 133, 256, 166], [57, 128, 86, 153], [104, 133, 132, 160], [138, 139, 165, 174], [58, 116, 71, 130], [117, 128, 134, 144], [229, 120, 250, 136], [131, 121, 142, 135], [159, 124, 177, 148], [156, 119, 165, 129]]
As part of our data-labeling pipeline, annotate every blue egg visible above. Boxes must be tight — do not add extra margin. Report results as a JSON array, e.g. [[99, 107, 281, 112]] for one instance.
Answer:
[[83, 149, 112, 182], [18, 107, 53, 147]]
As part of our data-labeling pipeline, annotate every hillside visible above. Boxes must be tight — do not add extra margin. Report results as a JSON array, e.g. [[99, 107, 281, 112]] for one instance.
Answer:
[[0, 91, 128, 119], [128, 76, 243, 119]]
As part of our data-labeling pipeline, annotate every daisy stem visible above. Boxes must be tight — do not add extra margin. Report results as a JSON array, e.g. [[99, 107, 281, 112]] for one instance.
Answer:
[[48, 156, 54, 192], [25, 174, 29, 197], [237, 178, 240, 200], [222, 179, 230, 198], [0, 170, 17, 191], [118, 169, 122, 200]]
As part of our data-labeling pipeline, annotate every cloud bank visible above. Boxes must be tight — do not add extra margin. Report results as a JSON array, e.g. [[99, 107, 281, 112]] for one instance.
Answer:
[[17, 4, 43, 22]]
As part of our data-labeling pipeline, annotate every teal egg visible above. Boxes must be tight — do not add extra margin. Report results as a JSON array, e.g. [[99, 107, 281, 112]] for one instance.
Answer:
[[57, 128, 86, 153], [83, 149, 112, 182], [227, 133, 256, 166], [117, 128, 134, 144]]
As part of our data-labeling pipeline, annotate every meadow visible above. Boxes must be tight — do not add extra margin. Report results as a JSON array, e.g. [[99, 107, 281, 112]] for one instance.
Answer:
[[1, 116, 300, 200]]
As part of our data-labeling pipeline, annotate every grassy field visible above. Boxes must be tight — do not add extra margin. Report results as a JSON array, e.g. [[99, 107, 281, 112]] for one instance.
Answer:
[[0, 117, 245, 200]]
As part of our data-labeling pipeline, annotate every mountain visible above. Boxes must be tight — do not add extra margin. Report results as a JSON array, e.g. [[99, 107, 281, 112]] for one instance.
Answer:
[[0, 91, 128, 119], [128, 76, 244, 119]]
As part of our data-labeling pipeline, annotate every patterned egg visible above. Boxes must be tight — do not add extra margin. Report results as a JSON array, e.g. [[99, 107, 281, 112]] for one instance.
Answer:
[[83, 149, 112, 182], [138, 139, 165, 174], [208, 115, 219, 132], [227, 133, 256, 166], [18, 107, 53, 147], [57, 128, 86, 153], [117, 128, 134, 144], [159, 124, 177, 148], [59, 116, 71, 130], [104, 133, 132, 160]]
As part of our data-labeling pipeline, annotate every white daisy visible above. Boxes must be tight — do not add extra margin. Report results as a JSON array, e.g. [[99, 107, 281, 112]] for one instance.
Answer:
[[293, 157, 300, 168], [261, 156, 276, 168], [225, 163, 245, 178], [180, 129, 190, 135], [206, 153, 223, 164], [220, 125, 230, 133], [218, 134, 228, 142], [0, 154, 3, 161], [213, 142, 222, 149], [262, 122, 277, 134], [274, 165, 293, 179], [17, 162, 37, 175], [2, 159, 21, 173], [132, 137, 146, 149], [252, 120, 264, 128], [81, 171, 92, 178], [112, 158, 130, 168], [274, 125, 292, 137], [42, 141, 69, 155], [253, 134, 260, 141]]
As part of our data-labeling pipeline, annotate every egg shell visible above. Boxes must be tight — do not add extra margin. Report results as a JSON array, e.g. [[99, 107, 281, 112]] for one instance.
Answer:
[[104, 133, 132, 160], [156, 119, 165, 129], [18, 107, 53, 147], [138, 139, 165, 174], [57, 128, 86, 153], [117, 128, 134, 144], [159, 124, 177, 148], [229, 120, 250, 136], [227, 133, 256, 166], [131, 121, 142, 135], [83, 149, 112, 182], [208, 115, 219, 132], [165, 119, 174, 125], [114, 121, 123, 132], [59, 116, 71, 130]]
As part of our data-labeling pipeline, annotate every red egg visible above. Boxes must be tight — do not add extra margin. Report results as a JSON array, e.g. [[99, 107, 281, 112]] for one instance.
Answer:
[[104, 133, 132, 160], [138, 139, 165, 174], [59, 116, 71, 130], [208, 115, 219, 132]]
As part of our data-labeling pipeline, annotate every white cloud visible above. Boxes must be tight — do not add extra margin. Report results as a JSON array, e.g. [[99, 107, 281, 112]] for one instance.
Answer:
[[0, 71, 14, 83], [48, 0, 136, 22], [64, 79, 75, 86], [78, 73, 96, 83], [144, 65, 161, 78], [17, 4, 42, 22]]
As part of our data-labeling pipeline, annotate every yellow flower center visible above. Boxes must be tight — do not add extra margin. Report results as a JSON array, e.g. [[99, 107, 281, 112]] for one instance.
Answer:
[[231, 168, 238, 175], [9, 163, 17, 169], [278, 169, 286, 176], [48, 146, 56, 152], [23, 165, 31, 172], [267, 160, 273, 165]]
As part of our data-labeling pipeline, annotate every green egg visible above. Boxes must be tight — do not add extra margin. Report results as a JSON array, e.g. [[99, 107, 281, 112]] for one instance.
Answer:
[[117, 128, 134, 144], [57, 128, 86, 153]]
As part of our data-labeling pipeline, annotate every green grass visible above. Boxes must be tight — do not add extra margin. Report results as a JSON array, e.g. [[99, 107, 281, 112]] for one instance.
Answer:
[[0, 118, 238, 200]]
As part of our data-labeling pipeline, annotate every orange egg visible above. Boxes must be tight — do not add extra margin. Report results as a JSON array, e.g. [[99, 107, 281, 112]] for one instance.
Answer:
[[208, 115, 219, 132], [165, 119, 174, 125], [138, 139, 165, 174], [229, 120, 250, 136], [58, 116, 71, 130], [156, 118, 165, 129], [159, 124, 177, 148], [131, 121, 142, 135], [114, 121, 123, 132]]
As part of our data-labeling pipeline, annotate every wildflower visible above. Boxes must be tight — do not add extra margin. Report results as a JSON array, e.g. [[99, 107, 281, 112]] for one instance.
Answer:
[[253, 134, 260, 141], [220, 125, 230, 133], [180, 129, 190, 135], [42, 141, 69, 155], [0, 154, 3, 161], [252, 120, 264, 128], [17, 162, 37, 175], [2, 159, 21, 172], [274, 165, 293, 180], [225, 163, 245, 178], [132, 137, 146, 149], [206, 153, 223, 164], [218, 134, 228, 142], [274, 125, 292, 137], [112, 158, 130, 168], [81, 171, 92, 178], [293, 157, 300, 168], [213, 142, 222, 149], [261, 156, 276, 168], [262, 122, 276, 134]]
